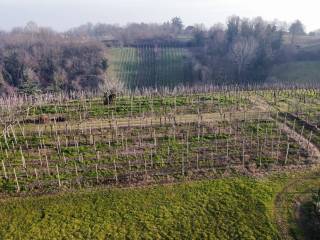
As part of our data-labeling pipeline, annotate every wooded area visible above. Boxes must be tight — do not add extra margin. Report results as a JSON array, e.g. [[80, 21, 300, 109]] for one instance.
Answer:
[[0, 16, 319, 94]]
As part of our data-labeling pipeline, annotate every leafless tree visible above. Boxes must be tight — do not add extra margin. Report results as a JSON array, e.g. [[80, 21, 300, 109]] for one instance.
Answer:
[[289, 20, 306, 45], [230, 37, 258, 80]]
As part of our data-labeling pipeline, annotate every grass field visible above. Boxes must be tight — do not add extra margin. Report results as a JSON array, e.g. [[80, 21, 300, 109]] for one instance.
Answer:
[[107, 47, 193, 88], [283, 34, 320, 49], [268, 61, 320, 85], [0, 176, 285, 240]]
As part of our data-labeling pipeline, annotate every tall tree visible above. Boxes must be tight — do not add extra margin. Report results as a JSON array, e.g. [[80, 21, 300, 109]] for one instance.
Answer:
[[227, 16, 241, 45], [289, 20, 306, 44], [230, 37, 258, 81], [171, 17, 184, 34]]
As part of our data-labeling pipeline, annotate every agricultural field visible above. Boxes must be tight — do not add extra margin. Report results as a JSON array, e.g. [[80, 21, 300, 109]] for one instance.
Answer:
[[282, 34, 320, 49], [1, 88, 320, 239], [106, 46, 193, 88], [268, 61, 320, 86], [260, 90, 320, 153]]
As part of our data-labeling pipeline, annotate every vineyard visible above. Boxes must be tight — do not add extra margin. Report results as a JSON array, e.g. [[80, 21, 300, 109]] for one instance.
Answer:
[[107, 46, 193, 89], [0, 89, 319, 195], [1, 88, 320, 239], [3, 5, 320, 239]]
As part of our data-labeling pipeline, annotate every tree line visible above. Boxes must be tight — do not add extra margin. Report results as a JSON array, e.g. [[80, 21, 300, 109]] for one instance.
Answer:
[[190, 17, 317, 85], [0, 22, 108, 95], [0, 16, 318, 94]]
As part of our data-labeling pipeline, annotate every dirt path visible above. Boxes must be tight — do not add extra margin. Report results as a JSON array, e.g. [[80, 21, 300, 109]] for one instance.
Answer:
[[275, 178, 301, 240], [16, 110, 270, 135], [278, 123, 320, 161]]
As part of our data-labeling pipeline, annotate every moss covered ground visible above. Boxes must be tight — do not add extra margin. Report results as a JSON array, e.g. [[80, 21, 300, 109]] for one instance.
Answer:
[[0, 176, 289, 240]]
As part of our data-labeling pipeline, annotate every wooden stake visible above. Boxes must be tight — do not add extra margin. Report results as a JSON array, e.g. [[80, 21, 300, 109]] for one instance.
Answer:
[[13, 168, 20, 192], [56, 165, 61, 187], [1, 158, 7, 179]]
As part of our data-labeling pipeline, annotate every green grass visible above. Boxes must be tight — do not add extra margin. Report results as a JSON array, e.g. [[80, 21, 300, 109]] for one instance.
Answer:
[[268, 61, 320, 85], [282, 34, 320, 48], [275, 171, 320, 239], [0, 177, 284, 240], [107, 47, 193, 88]]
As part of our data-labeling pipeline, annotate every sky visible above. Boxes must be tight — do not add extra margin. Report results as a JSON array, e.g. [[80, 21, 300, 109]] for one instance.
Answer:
[[0, 0, 319, 32]]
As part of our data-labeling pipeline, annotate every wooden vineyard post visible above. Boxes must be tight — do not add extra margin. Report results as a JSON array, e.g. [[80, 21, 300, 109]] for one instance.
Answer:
[[13, 168, 20, 192], [1, 158, 7, 179], [292, 119, 296, 132], [242, 140, 245, 168], [299, 125, 305, 143], [56, 165, 61, 187], [10, 125, 17, 144], [113, 152, 118, 184], [153, 130, 157, 147], [186, 131, 190, 167], [271, 137, 274, 160], [285, 138, 290, 165], [45, 155, 50, 175], [284, 113, 287, 126], [150, 149, 153, 169], [34, 168, 38, 180], [96, 151, 100, 162], [20, 146, 26, 169], [63, 153, 67, 164]]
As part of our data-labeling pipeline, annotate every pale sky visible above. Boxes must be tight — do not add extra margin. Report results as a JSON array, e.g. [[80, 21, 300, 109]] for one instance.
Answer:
[[0, 0, 319, 32]]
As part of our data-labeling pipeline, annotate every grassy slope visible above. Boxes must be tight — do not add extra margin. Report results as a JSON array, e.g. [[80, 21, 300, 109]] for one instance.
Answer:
[[283, 34, 320, 48], [268, 61, 320, 85], [107, 47, 193, 89], [271, 35, 320, 85], [0, 177, 284, 240]]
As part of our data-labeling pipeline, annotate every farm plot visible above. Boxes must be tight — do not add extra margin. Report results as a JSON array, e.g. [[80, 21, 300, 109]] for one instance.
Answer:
[[260, 89, 320, 126], [260, 89, 320, 148], [0, 114, 313, 195], [107, 46, 193, 88], [0, 91, 255, 127]]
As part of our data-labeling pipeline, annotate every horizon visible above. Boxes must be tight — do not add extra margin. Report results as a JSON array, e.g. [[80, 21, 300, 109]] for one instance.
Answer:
[[0, 0, 319, 32]]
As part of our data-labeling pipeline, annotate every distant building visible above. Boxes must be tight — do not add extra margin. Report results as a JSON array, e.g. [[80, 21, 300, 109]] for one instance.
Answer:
[[100, 36, 121, 47]]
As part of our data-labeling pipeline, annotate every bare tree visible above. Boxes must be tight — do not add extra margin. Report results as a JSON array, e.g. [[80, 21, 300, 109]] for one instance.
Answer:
[[289, 20, 306, 45], [230, 37, 258, 80], [171, 17, 184, 34]]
